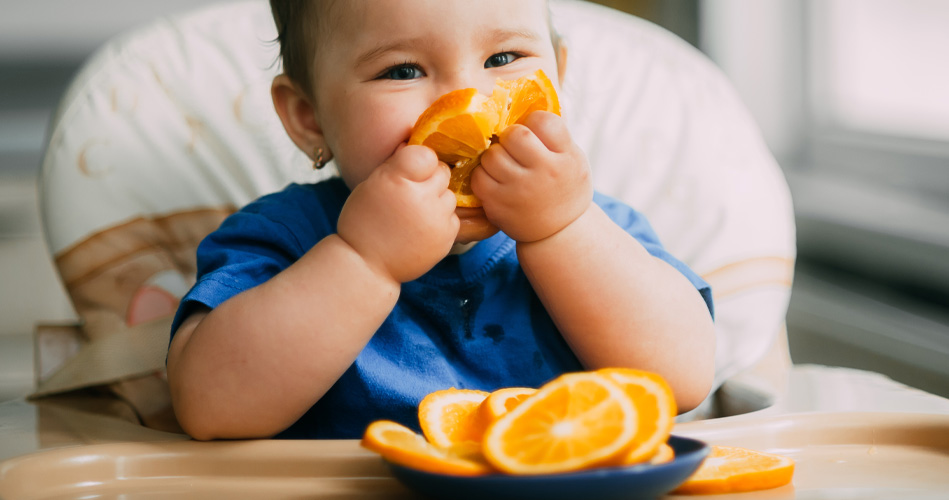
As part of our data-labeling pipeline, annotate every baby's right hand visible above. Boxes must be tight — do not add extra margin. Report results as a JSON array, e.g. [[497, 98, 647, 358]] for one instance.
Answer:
[[337, 145, 459, 284]]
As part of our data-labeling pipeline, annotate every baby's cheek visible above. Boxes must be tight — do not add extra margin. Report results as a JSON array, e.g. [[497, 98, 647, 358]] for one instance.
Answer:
[[333, 96, 414, 178], [334, 132, 400, 188]]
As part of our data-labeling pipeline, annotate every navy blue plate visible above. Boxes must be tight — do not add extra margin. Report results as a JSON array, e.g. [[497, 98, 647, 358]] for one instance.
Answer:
[[386, 435, 709, 500]]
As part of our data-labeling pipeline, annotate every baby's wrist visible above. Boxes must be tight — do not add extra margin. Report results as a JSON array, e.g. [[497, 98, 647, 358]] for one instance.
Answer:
[[516, 200, 597, 248], [330, 233, 402, 288]]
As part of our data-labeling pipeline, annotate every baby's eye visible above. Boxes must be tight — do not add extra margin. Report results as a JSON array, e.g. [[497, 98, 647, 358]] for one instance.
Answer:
[[484, 52, 521, 68], [380, 63, 424, 81]]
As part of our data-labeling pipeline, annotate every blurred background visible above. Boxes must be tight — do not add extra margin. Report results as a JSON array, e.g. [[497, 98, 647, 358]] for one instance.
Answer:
[[1, 0, 947, 401]]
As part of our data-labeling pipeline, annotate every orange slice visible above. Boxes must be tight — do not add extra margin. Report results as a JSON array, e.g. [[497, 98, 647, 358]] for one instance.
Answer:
[[477, 387, 537, 424], [361, 420, 493, 476], [672, 445, 795, 494], [598, 368, 677, 465], [648, 443, 675, 465], [496, 70, 561, 128], [418, 388, 490, 448], [408, 69, 560, 207], [481, 372, 637, 475]]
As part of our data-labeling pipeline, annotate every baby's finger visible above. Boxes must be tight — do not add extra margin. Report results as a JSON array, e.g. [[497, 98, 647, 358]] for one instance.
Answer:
[[435, 161, 451, 189], [444, 198, 461, 237], [470, 161, 501, 201], [439, 185, 458, 214], [520, 111, 572, 154], [418, 161, 451, 195], [480, 141, 522, 183], [391, 145, 440, 182], [495, 123, 550, 170]]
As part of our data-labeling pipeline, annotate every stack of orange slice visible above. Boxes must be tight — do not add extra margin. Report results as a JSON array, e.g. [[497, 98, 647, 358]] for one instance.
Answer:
[[407, 69, 561, 207], [361, 368, 796, 494], [361, 368, 676, 476]]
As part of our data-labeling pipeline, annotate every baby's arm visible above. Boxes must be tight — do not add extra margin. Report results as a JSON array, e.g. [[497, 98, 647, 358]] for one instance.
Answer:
[[474, 113, 715, 412], [167, 146, 458, 440]]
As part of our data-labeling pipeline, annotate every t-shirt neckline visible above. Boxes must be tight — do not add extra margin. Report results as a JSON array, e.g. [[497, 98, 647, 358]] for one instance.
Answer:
[[419, 231, 515, 285]]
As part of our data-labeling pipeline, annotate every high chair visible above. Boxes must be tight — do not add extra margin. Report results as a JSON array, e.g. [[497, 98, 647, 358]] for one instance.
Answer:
[[32, 0, 795, 431]]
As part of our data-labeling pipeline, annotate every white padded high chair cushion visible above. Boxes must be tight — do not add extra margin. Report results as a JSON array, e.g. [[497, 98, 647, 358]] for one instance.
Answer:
[[38, 0, 794, 416], [552, 2, 795, 398], [36, 1, 331, 403], [41, 1, 325, 254]]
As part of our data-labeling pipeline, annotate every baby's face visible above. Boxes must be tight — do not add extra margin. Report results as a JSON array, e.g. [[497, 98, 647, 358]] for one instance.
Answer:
[[309, 0, 561, 243]]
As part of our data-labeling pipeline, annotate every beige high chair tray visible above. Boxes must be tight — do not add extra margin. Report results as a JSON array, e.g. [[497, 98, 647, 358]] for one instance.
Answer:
[[670, 412, 949, 499], [1, 412, 947, 499]]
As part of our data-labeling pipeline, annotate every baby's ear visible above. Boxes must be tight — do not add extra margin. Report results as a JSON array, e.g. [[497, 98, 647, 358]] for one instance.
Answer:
[[271, 74, 331, 161]]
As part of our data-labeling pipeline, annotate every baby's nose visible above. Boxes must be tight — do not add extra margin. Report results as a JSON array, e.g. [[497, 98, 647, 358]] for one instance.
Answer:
[[438, 71, 496, 99], [473, 78, 497, 98]]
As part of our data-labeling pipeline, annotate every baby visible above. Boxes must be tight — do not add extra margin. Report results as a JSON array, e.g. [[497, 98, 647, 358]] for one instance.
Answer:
[[166, 0, 716, 440]]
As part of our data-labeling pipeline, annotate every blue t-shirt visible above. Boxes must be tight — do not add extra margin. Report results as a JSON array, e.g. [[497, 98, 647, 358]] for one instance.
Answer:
[[171, 177, 713, 439]]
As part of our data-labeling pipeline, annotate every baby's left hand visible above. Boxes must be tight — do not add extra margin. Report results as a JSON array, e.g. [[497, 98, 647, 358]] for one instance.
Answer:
[[472, 111, 593, 243]]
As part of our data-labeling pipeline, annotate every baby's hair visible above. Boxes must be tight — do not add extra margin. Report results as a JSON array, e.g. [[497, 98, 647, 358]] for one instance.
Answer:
[[269, 0, 324, 97], [269, 0, 561, 98]]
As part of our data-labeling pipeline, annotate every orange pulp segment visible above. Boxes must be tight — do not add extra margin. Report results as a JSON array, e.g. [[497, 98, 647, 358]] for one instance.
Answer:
[[418, 388, 490, 448], [672, 445, 795, 494], [598, 368, 677, 465], [361, 420, 494, 476], [497, 70, 561, 128], [481, 372, 637, 475], [408, 69, 560, 207]]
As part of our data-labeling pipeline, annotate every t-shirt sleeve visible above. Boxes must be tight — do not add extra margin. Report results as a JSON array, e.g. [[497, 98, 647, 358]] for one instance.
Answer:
[[594, 192, 715, 319], [169, 183, 343, 339]]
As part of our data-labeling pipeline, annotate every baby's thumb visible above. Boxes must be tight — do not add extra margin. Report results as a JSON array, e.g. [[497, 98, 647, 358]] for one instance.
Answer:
[[393, 144, 440, 182]]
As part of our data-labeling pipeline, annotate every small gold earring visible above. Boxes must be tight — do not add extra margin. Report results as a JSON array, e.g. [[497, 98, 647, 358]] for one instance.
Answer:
[[313, 146, 327, 170]]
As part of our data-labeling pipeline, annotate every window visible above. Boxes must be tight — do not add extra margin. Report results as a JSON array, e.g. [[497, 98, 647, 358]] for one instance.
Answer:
[[812, 0, 949, 142], [701, 0, 949, 297], [701, 0, 949, 394], [806, 0, 949, 205]]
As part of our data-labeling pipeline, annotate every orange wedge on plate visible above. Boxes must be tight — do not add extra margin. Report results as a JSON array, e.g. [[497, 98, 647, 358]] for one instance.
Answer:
[[408, 69, 560, 207], [361, 420, 493, 476], [598, 368, 677, 465], [418, 388, 490, 448], [481, 372, 637, 475], [672, 445, 795, 494]]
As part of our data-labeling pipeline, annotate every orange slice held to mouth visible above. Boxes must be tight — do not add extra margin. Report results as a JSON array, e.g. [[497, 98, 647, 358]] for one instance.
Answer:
[[408, 69, 561, 207]]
